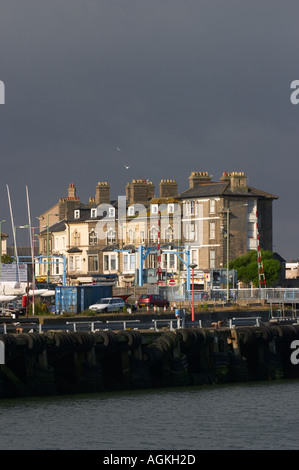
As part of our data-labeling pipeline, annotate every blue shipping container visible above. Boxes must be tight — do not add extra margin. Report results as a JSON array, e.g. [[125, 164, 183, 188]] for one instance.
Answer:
[[55, 285, 113, 314]]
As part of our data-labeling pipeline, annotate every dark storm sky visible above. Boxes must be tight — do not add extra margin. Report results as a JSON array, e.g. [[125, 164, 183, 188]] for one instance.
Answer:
[[0, 0, 298, 260]]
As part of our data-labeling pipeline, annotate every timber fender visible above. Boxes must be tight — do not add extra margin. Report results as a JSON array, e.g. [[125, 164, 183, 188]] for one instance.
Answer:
[[0, 325, 298, 398]]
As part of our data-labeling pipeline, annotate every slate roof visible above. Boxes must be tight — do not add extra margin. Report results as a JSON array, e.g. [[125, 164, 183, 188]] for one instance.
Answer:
[[178, 182, 278, 200]]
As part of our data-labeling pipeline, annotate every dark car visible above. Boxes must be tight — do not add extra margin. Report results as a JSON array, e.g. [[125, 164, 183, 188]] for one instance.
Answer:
[[138, 294, 169, 309]]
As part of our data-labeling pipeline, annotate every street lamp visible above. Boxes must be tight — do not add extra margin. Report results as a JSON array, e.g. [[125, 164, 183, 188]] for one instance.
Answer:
[[224, 203, 248, 302], [0, 220, 5, 278], [189, 263, 197, 322], [37, 214, 59, 284]]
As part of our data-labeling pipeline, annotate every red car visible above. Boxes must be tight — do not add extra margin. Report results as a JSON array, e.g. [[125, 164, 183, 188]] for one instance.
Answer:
[[138, 294, 169, 309]]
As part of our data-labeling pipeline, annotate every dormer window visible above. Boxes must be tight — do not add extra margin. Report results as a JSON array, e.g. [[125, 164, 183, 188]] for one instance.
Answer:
[[167, 203, 174, 214], [128, 206, 135, 216], [91, 208, 97, 218], [151, 204, 158, 215], [108, 207, 115, 218], [74, 210, 80, 219]]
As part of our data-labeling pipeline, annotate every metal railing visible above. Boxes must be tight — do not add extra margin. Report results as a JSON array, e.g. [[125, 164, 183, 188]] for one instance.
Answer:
[[152, 286, 299, 302], [0, 322, 40, 334], [229, 317, 261, 328], [105, 320, 140, 330], [66, 321, 103, 332]]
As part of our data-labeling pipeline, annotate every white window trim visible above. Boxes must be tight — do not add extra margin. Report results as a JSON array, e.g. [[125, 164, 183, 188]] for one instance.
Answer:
[[103, 252, 118, 272], [69, 255, 82, 272], [164, 225, 173, 242], [209, 221, 216, 240], [167, 203, 174, 214], [161, 251, 177, 270], [209, 250, 216, 269], [107, 228, 116, 244], [149, 225, 158, 242], [123, 253, 136, 273], [128, 206, 135, 216], [151, 204, 159, 215], [89, 229, 98, 246], [74, 209, 80, 219], [210, 199, 216, 214]]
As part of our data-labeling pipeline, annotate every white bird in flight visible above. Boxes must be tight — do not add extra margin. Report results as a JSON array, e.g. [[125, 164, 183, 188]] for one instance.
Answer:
[[124, 165, 131, 169]]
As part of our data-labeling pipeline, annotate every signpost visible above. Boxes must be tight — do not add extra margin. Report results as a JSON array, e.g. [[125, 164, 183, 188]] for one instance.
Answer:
[[0, 264, 27, 282]]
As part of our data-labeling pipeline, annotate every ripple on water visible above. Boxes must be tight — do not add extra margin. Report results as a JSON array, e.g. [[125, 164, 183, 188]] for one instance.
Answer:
[[0, 381, 299, 450]]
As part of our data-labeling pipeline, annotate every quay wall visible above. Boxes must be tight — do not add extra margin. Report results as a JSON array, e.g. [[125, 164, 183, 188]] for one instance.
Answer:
[[0, 323, 299, 398]]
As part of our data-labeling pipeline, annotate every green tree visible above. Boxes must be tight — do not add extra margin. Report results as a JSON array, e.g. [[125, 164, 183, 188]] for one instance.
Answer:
[[229, 250, 281, 287], [0, 254, 13, 264]]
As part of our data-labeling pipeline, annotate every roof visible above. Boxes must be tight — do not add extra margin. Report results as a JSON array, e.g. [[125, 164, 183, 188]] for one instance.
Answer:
[[149, 197, 178, 204], [101, 244, 118, 252], [40, 220, 66, 234], [7, 246, 39, 257], [178, 182, 229, 198], [178, 182, 278, 200]]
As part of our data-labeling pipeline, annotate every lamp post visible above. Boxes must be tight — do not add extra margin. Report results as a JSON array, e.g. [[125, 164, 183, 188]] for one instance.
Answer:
[[189, 263, 197, 322], [224, 203, 248, 302], [0, 220, 5, 279], [19, 224, 39, 316], [226, 207, 230, 302], [37, 214, 59, 284]]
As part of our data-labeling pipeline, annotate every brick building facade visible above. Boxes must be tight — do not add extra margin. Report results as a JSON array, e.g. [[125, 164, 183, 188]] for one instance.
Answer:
[[36, 171, 278, 287]]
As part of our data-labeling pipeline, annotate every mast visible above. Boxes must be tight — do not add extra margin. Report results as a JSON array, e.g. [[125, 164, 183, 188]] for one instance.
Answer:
[[26, 185, 35, 315], [6, 185, 20, 284]]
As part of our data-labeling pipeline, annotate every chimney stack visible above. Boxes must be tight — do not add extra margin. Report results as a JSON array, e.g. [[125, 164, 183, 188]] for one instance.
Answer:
[[95, 182, 110, 205], [126, 179, 155, 204], [68, 183, 77, 199], [59, 183, 80, 220], [159, 179, 178, 198], [189, 172, 212, 188], [220, 171, 247, 192]]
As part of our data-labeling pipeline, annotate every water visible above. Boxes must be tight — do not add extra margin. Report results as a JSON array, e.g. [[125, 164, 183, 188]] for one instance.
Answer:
[[0, 380, 298, 450]]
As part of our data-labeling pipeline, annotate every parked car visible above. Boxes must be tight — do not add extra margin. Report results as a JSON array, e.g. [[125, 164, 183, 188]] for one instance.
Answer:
[[138, 294, 169, 309], [88, 297, 125, 313]]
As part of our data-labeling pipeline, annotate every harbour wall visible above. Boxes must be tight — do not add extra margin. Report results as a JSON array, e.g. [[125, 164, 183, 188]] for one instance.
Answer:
[[1, 323, 299, 398]]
